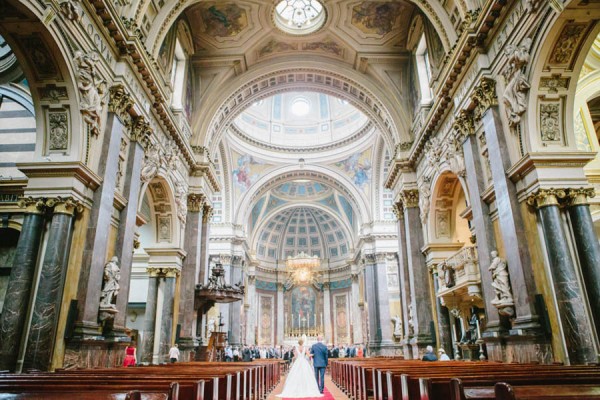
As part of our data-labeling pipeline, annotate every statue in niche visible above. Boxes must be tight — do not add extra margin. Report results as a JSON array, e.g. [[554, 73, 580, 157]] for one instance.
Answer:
[[100, 256, 120, 309], [391, 315, 402, 338], [489, 251, 515, 316]]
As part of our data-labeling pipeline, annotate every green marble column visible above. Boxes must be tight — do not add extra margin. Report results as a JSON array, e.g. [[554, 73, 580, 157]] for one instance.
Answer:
[[0, 198, 46, 371], [23, 197, 80, 371], [528, 189, 596, 364], [566, 188, 600, 335]]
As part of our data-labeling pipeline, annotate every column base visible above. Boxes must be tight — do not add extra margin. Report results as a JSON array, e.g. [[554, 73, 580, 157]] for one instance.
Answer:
[[177, 336, 199, 362], [367, 340, 403, 356]]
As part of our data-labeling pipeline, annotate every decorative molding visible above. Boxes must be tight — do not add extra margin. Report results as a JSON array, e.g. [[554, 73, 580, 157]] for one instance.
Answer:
[[539, 76, 569, 93], [74, 51, 106, 136], [502, 38, 532, 129], [539, 102, 562, 143], [548, 22, 589, 67], [47, 110, 69, 151]]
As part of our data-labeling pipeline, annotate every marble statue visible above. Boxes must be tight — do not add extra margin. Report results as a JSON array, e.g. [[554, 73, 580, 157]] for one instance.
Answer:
[[207, 318, 216, 337], [502, 38, 532, 127], [392, 315, 402, 338], [100, 256, 120, 309], [407, 304, 415, 335], [141, 144, 160, 182], [74, 51, 105, 136], [489, 251, 514, 312]]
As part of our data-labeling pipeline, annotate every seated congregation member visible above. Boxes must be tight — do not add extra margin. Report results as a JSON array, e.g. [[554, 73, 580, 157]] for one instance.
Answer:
[[438, 348, 450, 361], [422, 345, 438, 361]]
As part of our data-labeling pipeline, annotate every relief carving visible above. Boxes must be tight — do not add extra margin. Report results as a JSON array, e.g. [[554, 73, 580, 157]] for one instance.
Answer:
[[48, 110, 69, 151], [549, 23, 588, 66], [540, 103, 562, 142], [141, 143, 161, 182], [74, 51, 106, 136], [59, 0, 82, 22], [174, 182, 188, 224], [447, 136, 466, 177], [418, 178, 431, 224], [502, 38, 532, 128]]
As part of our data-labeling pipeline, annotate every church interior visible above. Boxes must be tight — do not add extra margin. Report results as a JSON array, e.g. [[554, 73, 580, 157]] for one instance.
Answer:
[[1, 0, 600, 389]]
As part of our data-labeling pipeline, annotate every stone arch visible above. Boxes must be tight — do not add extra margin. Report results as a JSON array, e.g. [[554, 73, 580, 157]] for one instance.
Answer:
[[0, 0, 86, 166], [525, 5, 600, 155], [234, 165, 371, 229], [193, 57, 411, 152]]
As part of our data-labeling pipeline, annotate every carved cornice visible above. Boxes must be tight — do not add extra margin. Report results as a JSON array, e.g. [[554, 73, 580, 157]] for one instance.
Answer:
[[17, 197, 46, 214], [566, 188, 596, 206], [187, 193, 206, 212], [471, 77, 498, 120], [526, 188, 566, 209], [400, 189, 419, 208], [108, 84, 134, 122]]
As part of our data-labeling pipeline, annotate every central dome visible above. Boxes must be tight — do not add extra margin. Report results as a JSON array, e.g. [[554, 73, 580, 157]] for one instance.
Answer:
[[232, 92, 369, 150]]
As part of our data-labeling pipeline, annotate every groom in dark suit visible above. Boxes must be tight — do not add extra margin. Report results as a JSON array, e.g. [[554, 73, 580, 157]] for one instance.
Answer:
[[311, 335, 329, 394]]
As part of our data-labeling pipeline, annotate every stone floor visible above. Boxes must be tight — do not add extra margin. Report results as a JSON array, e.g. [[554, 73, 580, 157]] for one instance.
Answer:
[[267, 374, 349, 400]]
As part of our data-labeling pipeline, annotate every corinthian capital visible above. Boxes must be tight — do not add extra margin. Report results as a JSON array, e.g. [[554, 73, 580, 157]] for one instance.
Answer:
[[452, 110, 475, 140], [471, 77, 498, 120], [400, 189, 419, 208], [130, 115, 152, 148], [187, 193, 206, 212], [526, 188, 566, 209], [108, 84, 133, 120]]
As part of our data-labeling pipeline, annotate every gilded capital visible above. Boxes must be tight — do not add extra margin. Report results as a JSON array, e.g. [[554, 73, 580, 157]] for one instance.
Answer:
[[202, 204, 214, 223], [452, 110, 475, 139], [147, 267, 161, 277], [108, 84, 133, 119], [566, 187, 596, 206], [400, 189, 419, 208], [47, 197, 83, 215], [18, 196, 46, 214], [187, 193, 206, 212], [392, 201, 404, 220], [162, 267, 180, 278], [526, 188, 566, 209], [472, 77, 498, 120]]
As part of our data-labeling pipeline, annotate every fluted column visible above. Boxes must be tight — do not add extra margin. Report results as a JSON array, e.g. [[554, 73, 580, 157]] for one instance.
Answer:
[[401, 190, 435, 356], [276, 282, 284, 345], [159, 268, 179, 363], [0, 198, 46, 371], [323, 283, 332, 344], [528, 189, 597, 364], [477, 80, 540, 333], [141, 268, 160, 364], [350, 269, 363, 344], [112, 117, 149, 334], [24, 197, 81, 371], [75, 111, 124, 336], [394, 202, 413, 359], [178, 194, 205, 353], [565, 188, 600, 334]]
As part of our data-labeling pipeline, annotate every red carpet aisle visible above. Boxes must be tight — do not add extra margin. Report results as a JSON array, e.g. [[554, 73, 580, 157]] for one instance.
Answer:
[[267, 375, 348, 400]]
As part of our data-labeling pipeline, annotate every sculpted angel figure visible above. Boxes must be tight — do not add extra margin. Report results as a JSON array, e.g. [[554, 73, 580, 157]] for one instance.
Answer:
[[141, 144, 160, 182]]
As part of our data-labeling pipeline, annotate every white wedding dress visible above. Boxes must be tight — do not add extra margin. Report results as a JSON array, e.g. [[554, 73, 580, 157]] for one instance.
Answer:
[[277, 345, 323, 398]]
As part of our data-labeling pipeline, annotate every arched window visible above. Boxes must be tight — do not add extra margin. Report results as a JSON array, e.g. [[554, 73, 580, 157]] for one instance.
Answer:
[[170, 39, 186, 110], [415, 34, 433, 105]]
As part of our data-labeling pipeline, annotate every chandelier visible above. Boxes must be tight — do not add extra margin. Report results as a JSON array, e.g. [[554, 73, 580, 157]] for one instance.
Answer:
[[286, 252, 320, 285]]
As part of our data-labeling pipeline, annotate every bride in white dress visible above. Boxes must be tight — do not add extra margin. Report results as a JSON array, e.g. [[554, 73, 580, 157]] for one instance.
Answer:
[[277, 337, 323, 398]]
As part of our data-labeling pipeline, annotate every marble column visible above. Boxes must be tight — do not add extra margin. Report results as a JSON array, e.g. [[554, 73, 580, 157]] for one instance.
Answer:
[[198, 205, 213, 285], [432, 268, 453, 359], [141, 268, 160, 364], [76, 113, 123, 336], [528, 189, 597, 364], [229, 256, 243, 346], [24, 198, 80, 371], [220, 255, 232, 339], [158, 268, 178, 363], [0, 198, 46, 371], [178, 194, 205, 352], [276, 283, 284, 345], [364, 254, 394, 353], [323, 283, 332, 344], [460, 129, 501, 332], [246, 275, 256, 345], [112, 138, 145, 335], [480, 104, 540, 332], [566, 188, 600, 334], [350, 271, 363, 344], [394, 202, 413, 358], [401, 190, 435, 355]]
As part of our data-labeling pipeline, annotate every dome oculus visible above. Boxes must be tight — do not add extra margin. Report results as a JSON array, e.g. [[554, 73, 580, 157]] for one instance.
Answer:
[[290, 97, 310, 116], [274, 0, 326, 35]]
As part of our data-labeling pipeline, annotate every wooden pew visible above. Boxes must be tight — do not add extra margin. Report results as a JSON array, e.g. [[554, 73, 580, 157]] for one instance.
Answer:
[[494, 382, 600, 399]]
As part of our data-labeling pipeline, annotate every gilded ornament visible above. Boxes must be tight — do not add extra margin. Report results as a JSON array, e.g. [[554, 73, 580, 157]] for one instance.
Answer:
[[187, 193, 206, 212], [108, 84, 133, 120], [400, 189, 419, 208], [526, 188, 567, 209], [566, 188, 595, 206], [18, 197, 46, 214]]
